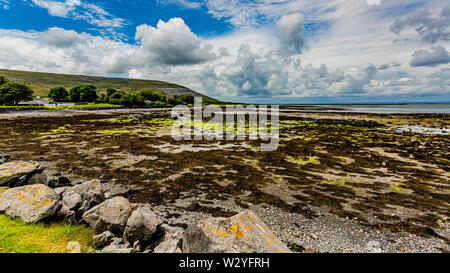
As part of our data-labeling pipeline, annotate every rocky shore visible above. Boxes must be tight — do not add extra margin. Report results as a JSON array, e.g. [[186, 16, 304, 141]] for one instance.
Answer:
[[0, 153, 292, 253]]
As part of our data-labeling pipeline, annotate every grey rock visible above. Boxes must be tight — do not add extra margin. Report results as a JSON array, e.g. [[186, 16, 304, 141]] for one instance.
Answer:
[[82, 197, 133, 235], [0, 161, 45, 187], [54, 187, 69, 196], [366, 241, 382, 253], [123, 206, 162, 243], [102, 238, 135, 253], [0, 184, 59, 223], [153, 224, 185, 253], [60, 180, 104, 216], [101, 182, 131, 199], [93, 231, 115, 248], [182, 210, 292, 253]]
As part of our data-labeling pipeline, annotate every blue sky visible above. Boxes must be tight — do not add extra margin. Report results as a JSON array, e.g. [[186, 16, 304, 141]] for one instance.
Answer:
[[0, 0, 449, 103]]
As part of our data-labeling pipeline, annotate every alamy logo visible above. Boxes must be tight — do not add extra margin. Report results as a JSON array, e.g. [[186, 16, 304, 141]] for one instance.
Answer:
[[367, 0, 382, 6], [171, 97, 279, 152]]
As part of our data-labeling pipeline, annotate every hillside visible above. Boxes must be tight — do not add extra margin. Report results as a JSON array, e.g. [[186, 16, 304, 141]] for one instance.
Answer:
[[0, 69, 220, 102]]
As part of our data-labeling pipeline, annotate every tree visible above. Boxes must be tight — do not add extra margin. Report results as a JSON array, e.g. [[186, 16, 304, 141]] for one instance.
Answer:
[[0, 76, 8, 86], [48, 86, 69, 102], [69, 84, 98, 102], [0, 82, 33, 105], [106, 88, 118, 96], [139, 89, 163, 102], [177, 94, 195, 105]]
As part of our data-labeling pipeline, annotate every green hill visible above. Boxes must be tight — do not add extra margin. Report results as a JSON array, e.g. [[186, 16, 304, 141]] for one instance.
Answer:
[[0, 69, 220, 103]]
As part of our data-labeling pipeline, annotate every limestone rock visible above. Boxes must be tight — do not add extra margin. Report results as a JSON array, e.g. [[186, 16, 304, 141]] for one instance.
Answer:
[[101, 182, 131, 199], [0, 161, 45, 187], [102, 238, 136, 253], [123, 207, 162, 243], [0, 184, 60, 223], [93, 231, 115, 248], [82, 197, 133, 235], [182, 210, 292, 253], [153, 224, 184, 253], [61, 180, 104, 215]]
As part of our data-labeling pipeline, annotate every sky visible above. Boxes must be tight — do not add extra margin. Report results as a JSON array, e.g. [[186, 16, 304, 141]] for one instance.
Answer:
[[0, 0, 449, 103]]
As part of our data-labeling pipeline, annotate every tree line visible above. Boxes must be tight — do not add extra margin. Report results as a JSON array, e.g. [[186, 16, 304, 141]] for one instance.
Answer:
[[0, 75, 197, 107]]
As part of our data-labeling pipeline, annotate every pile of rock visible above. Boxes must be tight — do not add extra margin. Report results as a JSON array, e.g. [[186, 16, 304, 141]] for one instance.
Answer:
[[0, 153, 292, 253]]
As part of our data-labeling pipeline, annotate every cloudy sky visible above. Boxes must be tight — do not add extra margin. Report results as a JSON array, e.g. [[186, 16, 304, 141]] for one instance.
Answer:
[[0, 0, 449, 103]]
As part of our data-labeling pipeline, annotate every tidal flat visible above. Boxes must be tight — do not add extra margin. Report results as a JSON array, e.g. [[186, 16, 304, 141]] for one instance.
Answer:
[[0, 108, 448, 252]]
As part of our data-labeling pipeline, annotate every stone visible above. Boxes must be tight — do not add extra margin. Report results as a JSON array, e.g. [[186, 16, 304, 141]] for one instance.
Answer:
[[93, 231, 115, 248], [54, 187, 69, 196], [366, 241, 382, 253], [0, 152, 10, 165], [182, 210, 292, 253], [102, 238, 136, 253], [61, 180, 104, 215], [101, 182, 131, 199], [48, 176, 72, 188], [0, 184, 60, 223], [123, 207, 162, 243], [27, 173, 47, 186], [153, 224, 185, 253], [82, 197, 133, 235], [0, 161, 45, 187]]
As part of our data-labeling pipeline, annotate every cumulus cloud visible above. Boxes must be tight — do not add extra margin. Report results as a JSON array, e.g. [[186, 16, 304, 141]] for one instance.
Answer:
[[39, 27, 89, 48], [277, 13, 306, 56], [410, 46, 450, 67], [135, 18, 216, 65], [390, 5, 450, 43]]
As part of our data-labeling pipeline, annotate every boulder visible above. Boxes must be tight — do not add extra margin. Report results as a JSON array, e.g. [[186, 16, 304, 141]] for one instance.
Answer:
[[0, 184, 60, 223], [0, 152, 10, 165], [123, 207, 162, 244], [60, 180, 104, 215], [82, 197, 133, 235], [152, 224, 184, 253], [182, 210, 292, 253], [93, 231, 115, 248], [0, 161, 45, 187], [102, 238, 136, 253], [102, 182, 131, 199]]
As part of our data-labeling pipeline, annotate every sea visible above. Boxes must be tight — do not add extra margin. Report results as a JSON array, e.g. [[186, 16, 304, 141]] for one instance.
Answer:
[[282, 104, 450, 114]]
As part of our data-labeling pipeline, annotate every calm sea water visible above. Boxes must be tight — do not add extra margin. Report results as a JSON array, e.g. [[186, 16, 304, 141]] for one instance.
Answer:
[[284, 104, 450, 114]]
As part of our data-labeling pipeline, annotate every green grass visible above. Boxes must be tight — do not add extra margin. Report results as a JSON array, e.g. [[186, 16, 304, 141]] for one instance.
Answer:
[[0, 68, 221, 103], [0, 214, 95, 253], [0, 103, 122, 111]]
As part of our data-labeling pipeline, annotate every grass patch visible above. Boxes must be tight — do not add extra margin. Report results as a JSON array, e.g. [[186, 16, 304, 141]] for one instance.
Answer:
[[0, 215, 95, 253]]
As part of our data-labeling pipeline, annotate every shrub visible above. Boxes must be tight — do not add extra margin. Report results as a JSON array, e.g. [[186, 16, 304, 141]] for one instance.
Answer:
[[0, 82, 34, 105], [48, 86, 69, 102]]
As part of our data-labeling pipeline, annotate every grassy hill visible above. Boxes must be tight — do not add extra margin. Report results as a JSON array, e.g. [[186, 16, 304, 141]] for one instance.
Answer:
[[0, 69, 220, 103]]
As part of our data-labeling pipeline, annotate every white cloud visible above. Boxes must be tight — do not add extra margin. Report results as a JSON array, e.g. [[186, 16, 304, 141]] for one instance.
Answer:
[[39, 27, 89, 48], [390, 5, 450, 43], [135, 18, 216, 65], [277, 13, 306, 56], [29, 0, 126, 28], [410, 46, 450, 67]]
